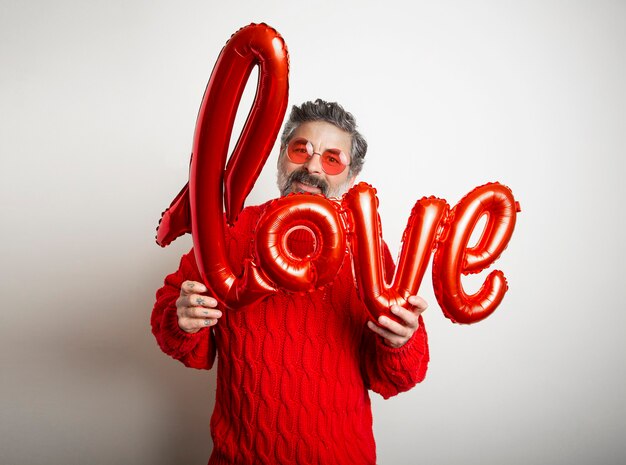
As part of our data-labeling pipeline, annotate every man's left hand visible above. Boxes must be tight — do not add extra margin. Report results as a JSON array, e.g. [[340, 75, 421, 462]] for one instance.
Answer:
[[367, 295, 428, 348]]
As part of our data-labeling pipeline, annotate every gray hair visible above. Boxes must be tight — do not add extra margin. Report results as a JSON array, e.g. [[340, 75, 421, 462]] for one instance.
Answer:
[[279, 99, 367, 176]]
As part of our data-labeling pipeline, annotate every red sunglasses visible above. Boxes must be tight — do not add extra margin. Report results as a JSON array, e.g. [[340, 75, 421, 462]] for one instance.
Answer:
[[286, 138, 349, 175]]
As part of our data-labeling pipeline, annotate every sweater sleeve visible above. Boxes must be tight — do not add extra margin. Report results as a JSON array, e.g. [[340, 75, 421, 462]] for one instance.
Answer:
[[150, 250, 216, 370], [360, 243, 430, 399], [362, 316, 429, 399]]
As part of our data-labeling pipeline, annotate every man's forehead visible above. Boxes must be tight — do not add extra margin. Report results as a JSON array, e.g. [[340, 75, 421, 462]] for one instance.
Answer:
[[291, 121, 352, 148]]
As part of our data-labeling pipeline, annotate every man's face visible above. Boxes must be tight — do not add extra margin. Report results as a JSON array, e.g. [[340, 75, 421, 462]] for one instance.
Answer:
[[277, 121, 356, 198]]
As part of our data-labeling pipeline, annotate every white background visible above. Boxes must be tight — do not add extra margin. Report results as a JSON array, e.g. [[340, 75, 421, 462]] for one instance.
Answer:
[[1, 1, 625, 464]]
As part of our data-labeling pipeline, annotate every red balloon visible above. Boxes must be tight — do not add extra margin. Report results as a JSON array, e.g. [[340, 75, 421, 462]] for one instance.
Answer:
[[192, 23, 289, 308], [432, 182, 520, 324], [255, 194, 347, 293], [155, 24, 521, 324], [343, 183, 449, 323], [156, 23, 290, 308]]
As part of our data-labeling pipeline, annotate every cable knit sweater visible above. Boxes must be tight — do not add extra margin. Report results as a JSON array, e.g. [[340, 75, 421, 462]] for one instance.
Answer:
[[151, 203, 429, 465]]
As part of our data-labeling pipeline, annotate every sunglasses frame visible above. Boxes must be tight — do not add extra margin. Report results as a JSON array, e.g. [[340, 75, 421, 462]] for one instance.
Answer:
[[286, 138, 349, 175]]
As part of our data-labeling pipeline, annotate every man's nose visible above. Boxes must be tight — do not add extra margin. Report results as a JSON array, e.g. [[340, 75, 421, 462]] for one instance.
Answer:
[[303, 152, 324, 174]]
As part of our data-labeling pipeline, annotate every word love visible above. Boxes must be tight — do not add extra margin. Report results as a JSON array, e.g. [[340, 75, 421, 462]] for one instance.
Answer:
[[155, 23, 520, 324], [254, 182, 519, 324]]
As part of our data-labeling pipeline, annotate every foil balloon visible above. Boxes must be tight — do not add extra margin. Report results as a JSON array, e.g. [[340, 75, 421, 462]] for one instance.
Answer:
[[156, 23, 290, 308], [432, 182, 520, 324], [154, 24, 521, 323], [344, 183, 449, 323], [255, 194, 347, 293]]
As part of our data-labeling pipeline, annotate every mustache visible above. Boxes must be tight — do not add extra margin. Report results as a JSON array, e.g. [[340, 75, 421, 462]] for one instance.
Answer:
[[285, 169, 329, 196]]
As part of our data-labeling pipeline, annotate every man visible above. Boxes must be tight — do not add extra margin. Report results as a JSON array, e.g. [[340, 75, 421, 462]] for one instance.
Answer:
[[151, 99, 429, 465]]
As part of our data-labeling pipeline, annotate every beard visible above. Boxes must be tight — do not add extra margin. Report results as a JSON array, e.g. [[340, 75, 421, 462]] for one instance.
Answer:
[[277, 166, 352, 199]]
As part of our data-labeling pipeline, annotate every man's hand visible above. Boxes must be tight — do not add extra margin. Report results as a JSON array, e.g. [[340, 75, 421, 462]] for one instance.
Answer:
[[366, 295, 428, 348], [176, 280, 223, 334]]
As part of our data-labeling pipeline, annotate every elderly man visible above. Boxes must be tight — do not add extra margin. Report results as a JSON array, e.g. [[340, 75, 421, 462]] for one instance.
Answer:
[[151, 99, 429, 465]]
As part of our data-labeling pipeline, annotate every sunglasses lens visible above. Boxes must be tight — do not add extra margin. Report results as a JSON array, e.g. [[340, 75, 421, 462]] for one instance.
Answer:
[[287, 139, 311, 164], [320, 151, 347, 175]]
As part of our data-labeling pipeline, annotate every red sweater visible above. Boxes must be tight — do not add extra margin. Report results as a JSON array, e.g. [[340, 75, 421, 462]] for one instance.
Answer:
[[151, 203, 429, 465]]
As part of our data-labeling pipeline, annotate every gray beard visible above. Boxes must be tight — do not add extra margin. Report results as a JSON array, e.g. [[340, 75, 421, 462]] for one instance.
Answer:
[[277, 167, 352, 199]]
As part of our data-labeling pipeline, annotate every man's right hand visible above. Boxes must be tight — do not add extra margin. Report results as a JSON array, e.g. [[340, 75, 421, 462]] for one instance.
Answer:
[[176, 280, 223, 333]]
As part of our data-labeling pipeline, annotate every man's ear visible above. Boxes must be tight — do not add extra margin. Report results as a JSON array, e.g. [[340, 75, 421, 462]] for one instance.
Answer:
[[348, 174, 357, 188]]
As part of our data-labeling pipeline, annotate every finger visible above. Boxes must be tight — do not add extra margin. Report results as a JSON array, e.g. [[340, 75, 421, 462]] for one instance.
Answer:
[[185, 306, 222, 320], [367, 321, 405, 348], [198, 317, 218, 328], [390, 305, 420, 329], [377, 314, 412, 338], [180, 280, 207, 296], [179, 316, 218, 333], [176, 294, 218, 309], [191, 294, 218, 307], [407, 295, 428, 311]]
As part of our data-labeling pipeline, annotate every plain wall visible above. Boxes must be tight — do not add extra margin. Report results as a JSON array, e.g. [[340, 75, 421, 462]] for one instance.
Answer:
[[1, 1, 625, 464]]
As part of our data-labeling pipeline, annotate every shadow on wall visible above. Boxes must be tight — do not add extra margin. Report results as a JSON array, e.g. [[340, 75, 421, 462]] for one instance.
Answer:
[[4, 251, 218, 465]]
